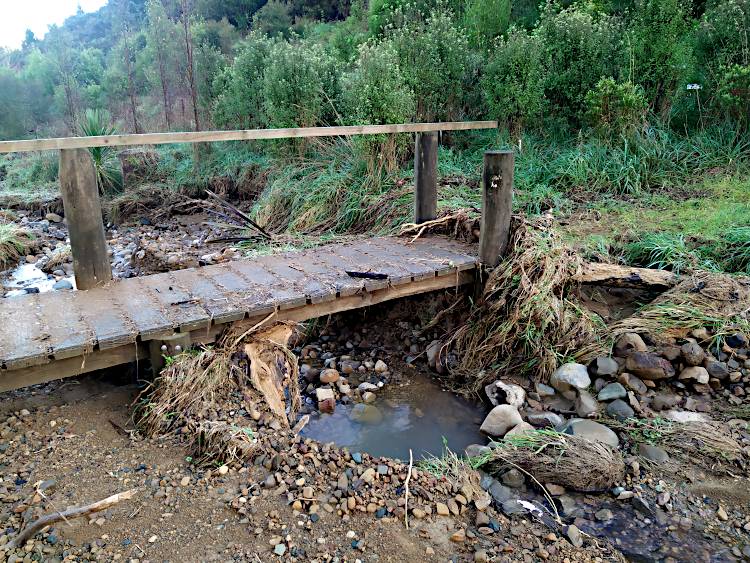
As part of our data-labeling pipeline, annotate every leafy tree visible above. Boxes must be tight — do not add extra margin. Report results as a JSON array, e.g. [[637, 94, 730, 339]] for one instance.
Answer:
[[464, 0, 511, 50], [252, 1, 294, 38], [144, 0, 181, 129], [212, 32, 274, 128], [387, 8, 470, 121], [195, 0, 265, 29], [262, 41, 339, 127], [105, 31, 147, 132], [584, 77, 648, 139], [0, 69, 33, 139], [535, 4, 624, 125], [482, 28, 545, 132], [328, 0, 369, 63]]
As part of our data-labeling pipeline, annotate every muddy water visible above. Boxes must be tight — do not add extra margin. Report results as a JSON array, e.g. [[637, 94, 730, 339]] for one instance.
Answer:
[[301, 372, 487, 461]]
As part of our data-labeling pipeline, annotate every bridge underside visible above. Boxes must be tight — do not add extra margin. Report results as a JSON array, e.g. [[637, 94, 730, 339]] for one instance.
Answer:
[[0, 236, 477, 392]]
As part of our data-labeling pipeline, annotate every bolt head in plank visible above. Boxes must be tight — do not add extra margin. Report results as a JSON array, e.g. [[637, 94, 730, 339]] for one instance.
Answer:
[[479, 150, 514, 267], [59, 148, 113, 290]]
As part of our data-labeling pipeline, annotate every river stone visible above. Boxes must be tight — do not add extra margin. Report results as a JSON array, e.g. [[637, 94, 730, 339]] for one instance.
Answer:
[[618, 373, 648, 395], [480, 405, 523, 437], [526, 410, 564, 428], [465, 444, 491, 458], [597, 382, 627, 401], [488, 481, 514, 504], [704, 360, 729, 380], [350, 404, 383, 425], [505, 421, 535, 438], [563, 419, 619, 448], [726, 333, 748, 348], [575, 390, 600, 417], [678, 366, 709, 384], [606, 399, 634, 420], [52, 279, 73, 291], [662, 409, 711, 423], [589, 357, 619, 377], [550, 363, 591, 392], [501, 469, 526, 488], [426, 340, 441, 369], [320, 369, 340, 384], [638, 443, 670, 463], [651, 391, 681, 411], [625, 352, 675, 380], [45, 212, 62, 223], [316, 388, 335, 403], [485, 380, 526, 408], [614, 333, 648, 357], [535, 382, 556, 397], [681, 342, 705, 366]]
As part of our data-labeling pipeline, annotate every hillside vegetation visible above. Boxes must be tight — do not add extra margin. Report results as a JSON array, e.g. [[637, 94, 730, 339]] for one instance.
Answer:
[[1, 0, 749, 272]]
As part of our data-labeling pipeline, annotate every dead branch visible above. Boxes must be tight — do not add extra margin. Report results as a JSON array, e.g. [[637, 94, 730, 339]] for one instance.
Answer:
[[205, 189, 271, 240], [574, 262, 678, 290], [8, 489, 138, 549]]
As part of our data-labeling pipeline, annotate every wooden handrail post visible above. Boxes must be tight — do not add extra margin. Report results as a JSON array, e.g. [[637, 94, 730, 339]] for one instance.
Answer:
[[59, 148, 113, 290], [479, 150, 514, 267], [414, 131, 438, 223]]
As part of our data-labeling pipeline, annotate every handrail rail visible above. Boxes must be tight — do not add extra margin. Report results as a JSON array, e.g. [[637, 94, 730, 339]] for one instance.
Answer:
[[0, 121, 498, 154]]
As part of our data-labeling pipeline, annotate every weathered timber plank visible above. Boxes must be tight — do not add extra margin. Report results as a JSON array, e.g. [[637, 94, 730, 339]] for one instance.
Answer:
[[326, 242, 415, 289], [228, 260, 306, 310], [169, 268, 246, 324], [408, 237, 478, 274], [294, 249, 364, 298], [0, 122, 498, 154], [36, 291, 94, 360], [360, 238, 441, 281], [0, 343, 147, 393], [108, 278, 175, 339], [257, 255, 336, 305], [72, 287, 136, 350], [138, 272, 212, 332], [0, 295, 49, 369]]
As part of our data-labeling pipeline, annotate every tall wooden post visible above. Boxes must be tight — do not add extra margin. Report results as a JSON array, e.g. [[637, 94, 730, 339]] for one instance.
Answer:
[[414, 131, 438, 223], [59, 149, 113, 290], [479, 150, 514, 267]]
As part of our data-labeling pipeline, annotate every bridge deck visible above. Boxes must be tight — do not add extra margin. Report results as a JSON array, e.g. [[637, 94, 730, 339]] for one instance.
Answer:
[[0, 236, 477, 391]]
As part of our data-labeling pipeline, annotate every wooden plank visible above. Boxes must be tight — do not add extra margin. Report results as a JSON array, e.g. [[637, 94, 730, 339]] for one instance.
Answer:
[[228, 260, 306, 311], [108, 278, 175, 339], [327, 243, 415, 288], [0, 343, 147, 393], [256, 255, 336, 304], [36, 291, 94, 360], [408, 238, 478, 274], [0, 295, 49, 370], [296, 248, 365, 298], [0, 122, 498, 154], [72, 288, 136, 350], [59, 149, 113, 289], [169, 268, 246, 324], [360, 238, 440, 281], [138, 272, 212, 332]]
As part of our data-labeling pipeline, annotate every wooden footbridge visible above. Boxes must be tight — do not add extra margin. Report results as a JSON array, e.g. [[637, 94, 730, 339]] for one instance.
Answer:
[[0, 122, 513, 392]]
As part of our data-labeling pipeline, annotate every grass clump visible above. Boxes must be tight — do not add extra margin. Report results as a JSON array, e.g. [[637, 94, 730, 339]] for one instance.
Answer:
[[446, 215, 603, 390], [0, 222, 33, 268]]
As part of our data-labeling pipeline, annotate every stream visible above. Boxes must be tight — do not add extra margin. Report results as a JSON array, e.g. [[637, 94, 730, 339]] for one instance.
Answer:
[[2, 262, 76, 297]]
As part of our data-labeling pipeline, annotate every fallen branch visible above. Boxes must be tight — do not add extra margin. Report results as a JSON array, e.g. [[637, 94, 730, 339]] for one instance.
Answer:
[[574, 262, 678, 290], [8, 489, 138, 549], [205, 189, 271, 240]]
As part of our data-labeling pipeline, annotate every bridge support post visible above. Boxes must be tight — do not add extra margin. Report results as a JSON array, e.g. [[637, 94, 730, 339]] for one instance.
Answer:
[[479, 150, 514, 267], [59, 148, 113, 290], [414, 132, 438, 223], [149, 333, 192, 374]]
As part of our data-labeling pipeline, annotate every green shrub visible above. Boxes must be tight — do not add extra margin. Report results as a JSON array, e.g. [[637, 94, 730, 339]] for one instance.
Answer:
[[584, 78, 648, 139], [482, 28, 545, 132], [464, 0, 511, 50], [717, 64, 750, 129], [262, 41, 340, 128], [341, 41, 415, 169], [535, 3, 624, 125], [252, 0, 293, 38], [212, 32, 274, 129], [387, 8, 471, 121], [628, 0, 693, 114]]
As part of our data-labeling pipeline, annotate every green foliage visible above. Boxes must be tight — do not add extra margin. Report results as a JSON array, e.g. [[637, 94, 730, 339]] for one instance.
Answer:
[[482, 28, 545, 131], [78, 108, 123, 194], [252, 1, 294, 38], [625, 232, 704, 273], [212, 32, 274, 128], [628, 0, 693, 114], [584, 78, 648, 138], [717, 64, 750, 128], [387, 8, 471, 121], [464, 0, 511, 49], [262, 41, 339, 128], [535, 3, 624, 125]]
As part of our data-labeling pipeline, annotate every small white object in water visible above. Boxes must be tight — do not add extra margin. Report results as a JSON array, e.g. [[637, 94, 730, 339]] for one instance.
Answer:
[[517, 500, 543, 517]]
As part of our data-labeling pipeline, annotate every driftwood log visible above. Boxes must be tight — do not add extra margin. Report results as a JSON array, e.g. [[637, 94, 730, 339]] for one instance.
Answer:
[[575, 263, 678, 290], [8, 489, 137, 549]]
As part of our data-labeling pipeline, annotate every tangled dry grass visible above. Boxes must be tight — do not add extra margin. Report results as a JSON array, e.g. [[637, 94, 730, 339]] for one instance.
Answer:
[[446, 215, 603, 392], [0, 222, 33, 269], [478, 430, 625, 493]]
